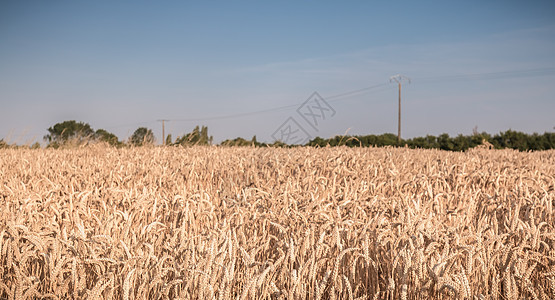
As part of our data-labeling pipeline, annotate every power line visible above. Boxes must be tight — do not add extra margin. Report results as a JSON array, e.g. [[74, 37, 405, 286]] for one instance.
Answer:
[[12, 66, 549, 137], [164, 66, 555, 123], [413, 66, 555, 83], [326, 82, 391, 102], [104, 120, 157, 130], [167, 83, 392, 123]]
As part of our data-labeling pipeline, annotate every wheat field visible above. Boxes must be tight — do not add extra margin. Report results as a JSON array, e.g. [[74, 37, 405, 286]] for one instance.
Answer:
[[0, 146, 554, 299]]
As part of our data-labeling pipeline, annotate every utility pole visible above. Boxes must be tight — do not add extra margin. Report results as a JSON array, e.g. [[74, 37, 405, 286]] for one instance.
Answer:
[[389, 75, 410, 144], [157, 119, 169, 145]]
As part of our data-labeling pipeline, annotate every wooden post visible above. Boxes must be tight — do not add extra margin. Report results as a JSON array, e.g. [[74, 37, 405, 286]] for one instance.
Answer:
[[398, 82, 401, 144], [390, 75, 410, 145], [162, 120, 165, 145], [157, 119, 169, 145]]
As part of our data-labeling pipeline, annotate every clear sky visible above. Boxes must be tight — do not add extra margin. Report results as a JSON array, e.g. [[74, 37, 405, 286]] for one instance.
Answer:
[[1, 1, 554, 144]]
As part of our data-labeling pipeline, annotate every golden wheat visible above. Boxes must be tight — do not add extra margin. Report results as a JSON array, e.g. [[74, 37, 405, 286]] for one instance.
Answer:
[[0, 145, 553, 299]]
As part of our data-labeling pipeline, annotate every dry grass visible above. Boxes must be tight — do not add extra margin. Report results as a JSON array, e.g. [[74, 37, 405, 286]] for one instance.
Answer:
[[0, 145, 554, 299]]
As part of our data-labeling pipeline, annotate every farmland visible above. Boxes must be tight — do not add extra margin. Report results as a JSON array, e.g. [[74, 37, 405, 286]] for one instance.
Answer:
[[0, 146, 554, 299]]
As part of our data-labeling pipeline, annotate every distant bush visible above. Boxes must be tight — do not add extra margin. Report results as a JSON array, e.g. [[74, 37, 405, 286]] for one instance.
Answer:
[[129, 127, 155, 146], [173, 126, 213, 146], [95, 129, 122, 146], [220, 136, 260, 147], [0, 139, 10, 149], [44, 120, 122, 148]]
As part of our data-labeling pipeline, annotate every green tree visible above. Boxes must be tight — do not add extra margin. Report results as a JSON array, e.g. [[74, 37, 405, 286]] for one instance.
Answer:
[[493, 130, 528, 151], [200, 126, 209, 144], [438, 133, 454, 151], [44, 120, 95, 147], [220, 137, 250, 146], [220, 135, 261, 147], [407, 136, 429, 149], [165, 134, 173, 146], [175, 126, 212, 146], [307, 137, 327, 147], [0, 139, 9, 149], [469, 132, 492, 148], [175, 126, 199, 145], [130, 127, 155, 146], [95, 129, 120, 146], [406, 135, 438, 149]]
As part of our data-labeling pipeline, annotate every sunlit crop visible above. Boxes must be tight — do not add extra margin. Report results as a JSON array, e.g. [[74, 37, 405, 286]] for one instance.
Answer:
[[0, 145, 553, 299]]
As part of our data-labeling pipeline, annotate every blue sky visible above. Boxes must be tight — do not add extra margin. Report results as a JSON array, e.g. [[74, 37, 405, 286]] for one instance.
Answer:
[[1, 1, 554, 144]]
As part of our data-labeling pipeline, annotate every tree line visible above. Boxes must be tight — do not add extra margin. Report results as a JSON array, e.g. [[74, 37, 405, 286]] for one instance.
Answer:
[[0, 121, 211, 149], [307, 130, 555, 151], [0, 120, 553, 151], [36, 120, 216, 148]]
